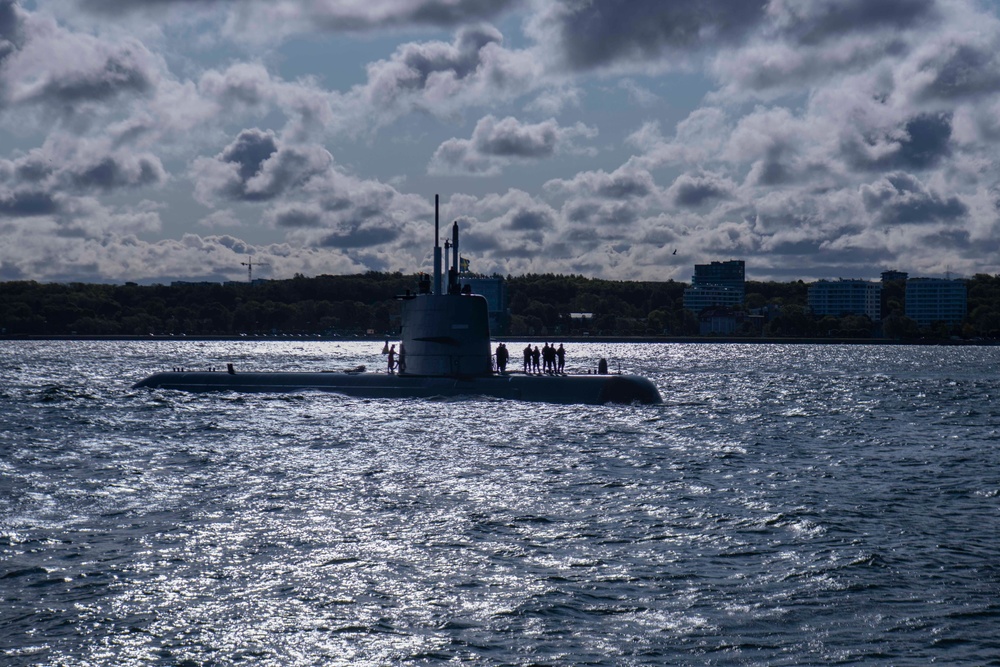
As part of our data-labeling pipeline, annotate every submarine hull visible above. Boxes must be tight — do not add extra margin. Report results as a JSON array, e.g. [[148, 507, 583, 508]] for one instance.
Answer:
[[132, 371, 661, 405]]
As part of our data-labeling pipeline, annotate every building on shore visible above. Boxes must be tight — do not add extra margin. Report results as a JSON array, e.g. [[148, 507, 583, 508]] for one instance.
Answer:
[[683, 260, 745, 312], [881, 270, 909, 283], [807, 279, 882, 321], [904, 277, 967, 327], [459, 275, 509, 335]]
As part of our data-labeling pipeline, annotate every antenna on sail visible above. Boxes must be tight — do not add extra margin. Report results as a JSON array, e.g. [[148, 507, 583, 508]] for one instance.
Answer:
[[449, 220, 459, 294], [433, 194, 442, 295]]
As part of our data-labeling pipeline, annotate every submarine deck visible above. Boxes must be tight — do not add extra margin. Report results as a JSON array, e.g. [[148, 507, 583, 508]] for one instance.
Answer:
[[132, 370, 662, 405]]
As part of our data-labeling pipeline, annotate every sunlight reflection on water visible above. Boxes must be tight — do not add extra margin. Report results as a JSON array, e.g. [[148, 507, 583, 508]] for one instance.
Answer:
[[3, 341, 1000, 664]]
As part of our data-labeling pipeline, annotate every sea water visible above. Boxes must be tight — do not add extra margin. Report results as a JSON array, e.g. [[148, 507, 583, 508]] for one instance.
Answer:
[[2, 340, 999, 666]]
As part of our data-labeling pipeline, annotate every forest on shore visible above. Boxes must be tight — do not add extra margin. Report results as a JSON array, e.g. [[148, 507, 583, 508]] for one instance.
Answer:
[[3, 272, 1000, 340]]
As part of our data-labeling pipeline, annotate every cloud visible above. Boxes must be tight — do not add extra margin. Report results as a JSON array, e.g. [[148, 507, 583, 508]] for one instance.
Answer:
[[0, 189, 58, 217], [860, 172, 968, 225], [191, 128, 333, 204], [429, 115, 596, 175], [0, 135, 167, 231], [528, 0, 768, 71], [628, 109, 730, 169], [76, 0, 523, 45], [768, 0, 938, 45], [667, 171, 736, 207], [544, 163, 656, 200], [223, 0, 523, 40], [841, 112, 952, 171], [2, 0, 1000, 285], [345, 24, 541, 129], [2, 10, 158, 115]]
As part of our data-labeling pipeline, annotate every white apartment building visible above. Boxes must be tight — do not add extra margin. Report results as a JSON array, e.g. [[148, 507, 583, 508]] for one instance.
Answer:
[[807, 279, 882, 321], [905, 278, 967, 327]]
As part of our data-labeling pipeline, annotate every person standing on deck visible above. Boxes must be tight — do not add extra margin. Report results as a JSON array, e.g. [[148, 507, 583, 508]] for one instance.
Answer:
[[496, 343, 509, 374], [523, 344, 532, 373], [556, 344, 565, 373], [387, 345, 396, 374]]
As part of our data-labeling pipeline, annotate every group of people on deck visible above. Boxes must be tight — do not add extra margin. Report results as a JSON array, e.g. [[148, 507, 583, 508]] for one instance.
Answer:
[[386, 340, 564, 375], [497, 342, 565, 375]]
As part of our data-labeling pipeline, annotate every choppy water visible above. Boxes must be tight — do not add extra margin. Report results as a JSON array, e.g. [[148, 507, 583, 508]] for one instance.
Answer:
[[2, 340, 1000, 666]]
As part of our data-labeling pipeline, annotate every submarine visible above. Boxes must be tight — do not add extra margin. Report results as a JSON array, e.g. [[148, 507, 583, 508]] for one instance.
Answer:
[[132, 196, 662, 405]]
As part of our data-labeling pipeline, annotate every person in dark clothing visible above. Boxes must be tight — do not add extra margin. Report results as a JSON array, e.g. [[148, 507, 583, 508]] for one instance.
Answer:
[[387, 344, 396, 373], [542, 343, 552, 373], [532, 345, 541, 373], [523, 344, 532, 373], [556, 344, 565, 373], [496, 343, 509, 373]]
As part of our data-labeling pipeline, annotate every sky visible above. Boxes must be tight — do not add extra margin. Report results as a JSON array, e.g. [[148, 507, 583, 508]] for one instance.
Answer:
[[2, 0, 1000, 284]]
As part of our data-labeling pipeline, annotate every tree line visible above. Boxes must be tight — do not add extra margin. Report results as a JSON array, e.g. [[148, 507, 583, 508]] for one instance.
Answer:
[[2, 272, 1000, 339]]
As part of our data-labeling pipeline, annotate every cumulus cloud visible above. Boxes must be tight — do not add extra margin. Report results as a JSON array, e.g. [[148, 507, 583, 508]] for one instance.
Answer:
[[191, 128, 332, 205], [223, 0, 523, 41], [0, 133, 167, 235], [667, 171, 736, 208], [527, 0, 768, 71], [544, 163, 656, 200], [342, 24, 541, 129], [3, 0, 1000, 283], [429, 115, 596, 175], [860, 172, 968, 226], [841, 112, 953, 171], [1, 9, 157, 116]]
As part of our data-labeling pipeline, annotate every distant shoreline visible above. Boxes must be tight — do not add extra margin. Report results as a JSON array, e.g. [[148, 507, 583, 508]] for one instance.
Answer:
[[1, 334, 993, 346]]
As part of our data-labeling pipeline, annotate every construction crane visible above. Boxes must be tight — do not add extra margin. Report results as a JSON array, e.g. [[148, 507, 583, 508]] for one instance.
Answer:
[[240, 257, 270, 282]]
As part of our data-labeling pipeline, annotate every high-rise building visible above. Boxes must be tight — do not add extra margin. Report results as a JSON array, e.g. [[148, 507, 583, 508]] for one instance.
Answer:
[[459, 275, 509, 334], [683, 260, 745, 311], [905, 278, 967, 327], [808, 279, 882, 321], [881, 270, 908, 283]]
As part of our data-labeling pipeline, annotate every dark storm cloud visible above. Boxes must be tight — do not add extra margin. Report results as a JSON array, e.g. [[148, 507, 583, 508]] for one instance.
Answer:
[[844, 113, 952, 171], [194, 129, 332, 203], [272, 207, 322, 228], [18, 48, 154, 107], [378, 24, 502, 93], [565, 200, 639, 226], [922, 227, 971, 248], [0, 0, 23, 63], [319, 225, 400, 249], [891, 114, 952, 169], [2, 3, 159, 117], [861, 172, 967, 225], [295, 0, 522, 31], [777, 0, 937, 45], [545, 166, 654, 200], [14, 157, 52, 183], [917, 44, 1000, 101], [595, 170, 652, 199], [80, 0, 521, 30], [748, 146, 795, 186], [69, 155, 165, 191], [533, 0, 768, 70], [221, 128, 278, 181], [507, 207, 553, 231], [4, 145, 167, 196], [668, 171, 734, 207], [0, 190, 58, 216]]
